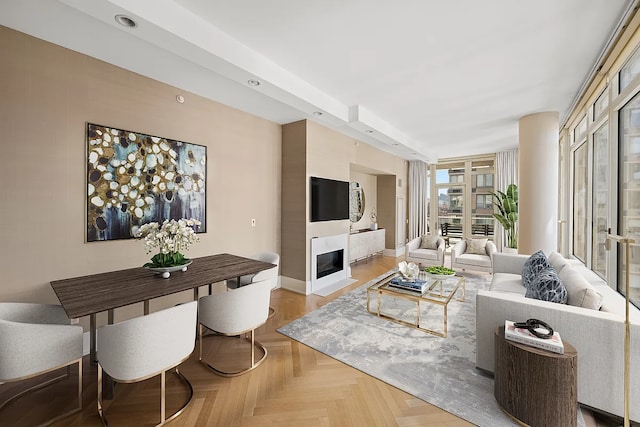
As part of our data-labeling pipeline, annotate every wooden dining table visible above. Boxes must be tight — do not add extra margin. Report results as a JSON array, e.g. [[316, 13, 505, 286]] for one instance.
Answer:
[[50, 253, 276, 363]]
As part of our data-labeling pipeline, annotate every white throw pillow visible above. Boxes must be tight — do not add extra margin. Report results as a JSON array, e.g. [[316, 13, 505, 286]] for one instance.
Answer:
[[548, 251, 570, 274], [559, 267, 604, 310], [420, 235, 439, 250], [465, 238, 488, 255]]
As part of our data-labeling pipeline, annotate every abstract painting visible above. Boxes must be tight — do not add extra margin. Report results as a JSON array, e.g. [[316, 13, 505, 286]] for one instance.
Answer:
[[86, 123, 206, 241]]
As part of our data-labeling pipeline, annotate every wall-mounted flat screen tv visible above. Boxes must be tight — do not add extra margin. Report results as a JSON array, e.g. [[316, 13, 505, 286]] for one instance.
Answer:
[[310, 176, 349, 222]]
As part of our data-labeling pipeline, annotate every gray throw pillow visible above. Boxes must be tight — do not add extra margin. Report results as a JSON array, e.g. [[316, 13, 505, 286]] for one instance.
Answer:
[[465, 238, 488, 255], [522, 250, 551, 289], [525, 267, 568, 304], [420, 235, 439, 250]]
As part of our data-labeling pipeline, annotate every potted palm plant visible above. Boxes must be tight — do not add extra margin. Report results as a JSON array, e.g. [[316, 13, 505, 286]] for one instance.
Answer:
[[492, 184, 518, 252]]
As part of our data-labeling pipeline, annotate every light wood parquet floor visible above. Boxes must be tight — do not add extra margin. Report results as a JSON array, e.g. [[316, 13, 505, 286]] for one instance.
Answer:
[[0, 255, 618, 426]]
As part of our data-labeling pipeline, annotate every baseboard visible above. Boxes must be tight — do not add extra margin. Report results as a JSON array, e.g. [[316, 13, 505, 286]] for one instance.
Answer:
[[279, 276, 308, 295], [384, 247, 405, 258]]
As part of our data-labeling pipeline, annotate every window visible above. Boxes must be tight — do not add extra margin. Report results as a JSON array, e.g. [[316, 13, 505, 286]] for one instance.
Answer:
[[573, 142, 588, 262], [574, 117, 587, 143], [620, 46, 640, 92], [436, 162, 465, 183], [476, 173, 493, 188], [619, 93, 640, 309], [594, 89, 609, 119], [449, 174, 463, 183], [476, 194, 492, 209], [592, 123, 609, 279]]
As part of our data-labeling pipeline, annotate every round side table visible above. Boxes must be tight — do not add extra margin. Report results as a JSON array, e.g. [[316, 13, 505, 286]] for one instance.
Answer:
[[494, 326, 578, 427]]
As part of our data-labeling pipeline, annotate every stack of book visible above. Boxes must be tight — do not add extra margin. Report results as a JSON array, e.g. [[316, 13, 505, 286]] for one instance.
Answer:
[[504, 320, 564, 354], [388, 277, 428, 293]]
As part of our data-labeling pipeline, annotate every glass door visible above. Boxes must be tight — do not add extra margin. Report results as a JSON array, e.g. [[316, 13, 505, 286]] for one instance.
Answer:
[[573, 142, 588, 262], [437, 184, 465, 246], [592, 123, 608, 278], [619, 93, 640, 308]]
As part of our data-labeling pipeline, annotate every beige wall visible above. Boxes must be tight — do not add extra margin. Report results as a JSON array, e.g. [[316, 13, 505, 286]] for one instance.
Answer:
[[0, 27, 281, 327], [281, 120, 407, 288]]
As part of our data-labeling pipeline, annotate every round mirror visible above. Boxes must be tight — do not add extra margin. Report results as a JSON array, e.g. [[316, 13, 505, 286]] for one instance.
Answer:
[[349, 182, 365, 222]]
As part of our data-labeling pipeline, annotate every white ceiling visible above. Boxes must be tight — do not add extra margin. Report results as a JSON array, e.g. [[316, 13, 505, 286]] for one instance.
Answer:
[[0, 0, 633, 162]]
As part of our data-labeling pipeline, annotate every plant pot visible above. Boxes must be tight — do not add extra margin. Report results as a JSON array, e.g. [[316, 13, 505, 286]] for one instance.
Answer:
[[503, 247, 518, 254], [144, 260, 192, 278]]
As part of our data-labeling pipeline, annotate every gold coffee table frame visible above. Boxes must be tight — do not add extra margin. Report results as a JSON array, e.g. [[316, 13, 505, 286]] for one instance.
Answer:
[[366, 271, 465, 337]]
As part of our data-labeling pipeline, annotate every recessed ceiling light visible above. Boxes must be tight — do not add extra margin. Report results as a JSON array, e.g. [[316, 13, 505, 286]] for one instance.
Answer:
[[312, 111, 323, 116], [115, 14, 137, 28], [365, 130, 374, 134], [247, 79, 261, 86]]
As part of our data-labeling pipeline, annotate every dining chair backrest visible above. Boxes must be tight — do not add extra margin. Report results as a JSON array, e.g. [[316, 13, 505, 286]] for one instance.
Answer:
[[251, 252, 279, 285], [199, 279, 272, 335], [97, 301, 197, 382], [0, 303, 82, 381], [0, 302, 83, 426]]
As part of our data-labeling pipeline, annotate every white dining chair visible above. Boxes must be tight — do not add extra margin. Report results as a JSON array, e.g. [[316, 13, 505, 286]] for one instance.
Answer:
[[226, 252, 280, 289], [97, 301, 197, 426], [0, 302, 83, 426], [198, 279, 272, 377], [227, 252, 279, 317]]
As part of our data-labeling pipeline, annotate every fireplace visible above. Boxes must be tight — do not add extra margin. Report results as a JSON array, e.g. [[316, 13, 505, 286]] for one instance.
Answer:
[[310, 233, 350, 294], [316, 249, 344, 279]]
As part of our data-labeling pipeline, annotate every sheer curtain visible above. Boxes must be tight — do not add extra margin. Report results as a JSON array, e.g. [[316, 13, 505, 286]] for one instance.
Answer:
[[408, 160, 428, 240], [495, 149, 518, 251]]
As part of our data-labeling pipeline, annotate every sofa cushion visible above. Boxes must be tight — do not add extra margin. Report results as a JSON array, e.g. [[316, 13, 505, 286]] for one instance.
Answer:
[[465, 238, 488, 255], [548, 251, 570, 274], [455, 253, 492, 268], [522, 250, 551, 289], [525, 267, 568, 304], [491, 273, 526, 295], [408, 249, 438, 261], [420, 235, 439, 250], [559, 267, 603, 310]]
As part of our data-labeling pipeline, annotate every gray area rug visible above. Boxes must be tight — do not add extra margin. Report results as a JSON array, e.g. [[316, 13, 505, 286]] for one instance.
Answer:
[[278, 270, 586, 427]]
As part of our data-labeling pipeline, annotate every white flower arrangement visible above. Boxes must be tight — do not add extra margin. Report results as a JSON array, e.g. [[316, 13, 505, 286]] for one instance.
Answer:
[[135, 218, 201, 267]]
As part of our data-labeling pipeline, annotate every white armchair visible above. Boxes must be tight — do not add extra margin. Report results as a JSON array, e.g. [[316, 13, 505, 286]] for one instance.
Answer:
[[199, 279, 272, 377], [451, 239, 496, 273], [405, 235, 445, 267], [97, 301, 197, 426], [0, 303, 83, 426]]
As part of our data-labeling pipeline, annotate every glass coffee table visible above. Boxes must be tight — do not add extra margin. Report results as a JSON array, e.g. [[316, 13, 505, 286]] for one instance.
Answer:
[[366, 270, 465, 337]]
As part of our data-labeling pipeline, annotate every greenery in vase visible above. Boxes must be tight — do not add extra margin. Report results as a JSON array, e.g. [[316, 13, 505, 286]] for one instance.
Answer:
[[135, 218, 201, 268], [491, 183, 518, 249]]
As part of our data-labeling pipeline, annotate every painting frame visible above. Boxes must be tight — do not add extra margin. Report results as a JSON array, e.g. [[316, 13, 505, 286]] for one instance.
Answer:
[[86, 123, 207, 242]]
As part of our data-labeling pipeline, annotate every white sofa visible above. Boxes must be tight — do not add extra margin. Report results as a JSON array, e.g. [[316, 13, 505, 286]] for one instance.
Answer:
[[450, 239, 496, 273], [405, 235, 445, 267], [476, 251, 640, 421]]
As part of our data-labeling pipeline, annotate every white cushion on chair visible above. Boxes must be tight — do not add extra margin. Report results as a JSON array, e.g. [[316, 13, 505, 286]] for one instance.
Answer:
[[97, 301, 197, 382]]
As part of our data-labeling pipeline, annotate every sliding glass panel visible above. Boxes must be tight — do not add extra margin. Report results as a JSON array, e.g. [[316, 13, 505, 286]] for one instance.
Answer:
[[592, 123, 609, 278], [619, 93, 640, 309], [573, 142, 588, 262], [437, 185, 464, 246]]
